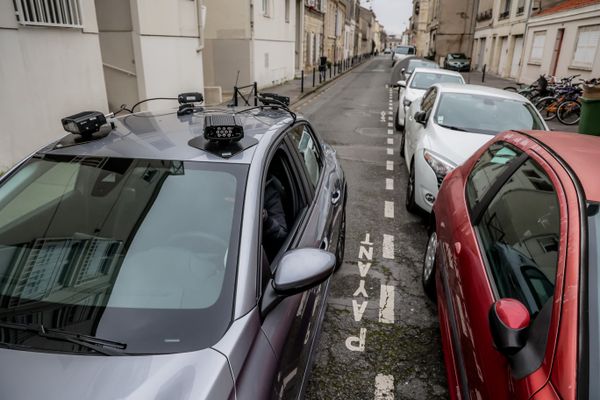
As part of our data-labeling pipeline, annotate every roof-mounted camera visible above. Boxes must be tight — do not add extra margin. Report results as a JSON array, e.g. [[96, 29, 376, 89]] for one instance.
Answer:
[[188, 113, 257, 159], [61, 111, 107, 136], [177, 92, 204, 116], [258, 93, 290, 107]]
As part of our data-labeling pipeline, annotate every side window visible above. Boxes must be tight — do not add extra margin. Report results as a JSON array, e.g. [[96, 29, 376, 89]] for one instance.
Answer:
[[421, 88, 437, 114], [466, 142, 521, 211], [287, 125, 322, 189], [476, 159, 560, 316]]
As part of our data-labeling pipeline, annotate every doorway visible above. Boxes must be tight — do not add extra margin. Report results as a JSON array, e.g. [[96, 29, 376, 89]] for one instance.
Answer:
[[550, 28, 565, 76], [510, 36, 524, 78]]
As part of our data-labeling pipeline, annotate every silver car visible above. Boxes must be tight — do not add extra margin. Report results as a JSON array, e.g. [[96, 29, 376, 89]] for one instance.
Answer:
[[0, 102, 347, 399]]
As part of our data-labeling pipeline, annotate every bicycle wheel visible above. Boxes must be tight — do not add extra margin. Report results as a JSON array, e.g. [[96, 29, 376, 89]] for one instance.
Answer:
[[536, 97, 559, 121], [556, 100, 581, 125], [504, 86, 518, 92]]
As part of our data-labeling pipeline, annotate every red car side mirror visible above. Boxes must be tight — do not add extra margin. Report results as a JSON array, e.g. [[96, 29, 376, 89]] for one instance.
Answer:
[[489, 298, 530, 356]]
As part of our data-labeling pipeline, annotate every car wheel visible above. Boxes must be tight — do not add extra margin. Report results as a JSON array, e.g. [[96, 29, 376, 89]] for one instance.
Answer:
[[335, 205, 346, 269], [394, 107, 403, 131], [422, 230, 437, 301], [405, 160, 419, 214]]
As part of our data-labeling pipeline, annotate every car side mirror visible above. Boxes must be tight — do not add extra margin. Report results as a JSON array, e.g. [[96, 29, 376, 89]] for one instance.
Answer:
[[398, 80, 406, 88], [260, 248, 336, 316], [489, 299, 530, 356], [414, 111, 428, 125], [401, 68, 406, 74]]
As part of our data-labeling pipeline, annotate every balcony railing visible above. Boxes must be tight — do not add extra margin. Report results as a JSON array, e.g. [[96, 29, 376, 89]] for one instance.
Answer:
[[517, 6, 525, 14], [498, 10, 510, 20], [476, 9, 493, 22]]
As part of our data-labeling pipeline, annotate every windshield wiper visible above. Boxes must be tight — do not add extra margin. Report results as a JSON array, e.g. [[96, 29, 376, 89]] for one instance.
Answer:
[[0, 321, 127, 356], [438, 123, 468, 132]]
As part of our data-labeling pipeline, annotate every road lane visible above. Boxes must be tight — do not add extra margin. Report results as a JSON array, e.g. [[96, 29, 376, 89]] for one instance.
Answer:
[[296, 56, 448, 399]]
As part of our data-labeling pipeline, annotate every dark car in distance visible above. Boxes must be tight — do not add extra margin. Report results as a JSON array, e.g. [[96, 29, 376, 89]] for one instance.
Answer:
[[444, 53, 471, 72]]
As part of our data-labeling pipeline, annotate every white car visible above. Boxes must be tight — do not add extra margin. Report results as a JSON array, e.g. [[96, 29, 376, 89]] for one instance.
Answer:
[[392, 45, 416, 63], [402, 83, 549, 214], [395, 68, 464, 131]]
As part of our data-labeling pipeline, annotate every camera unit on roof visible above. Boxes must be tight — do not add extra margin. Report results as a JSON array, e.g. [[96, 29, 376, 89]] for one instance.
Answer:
[[203, 114, 244, 143], [61, 111, 107, 136]]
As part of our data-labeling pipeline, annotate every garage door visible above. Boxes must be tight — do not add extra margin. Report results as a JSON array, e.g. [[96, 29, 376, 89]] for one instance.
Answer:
[[498, 37, 509, 76]]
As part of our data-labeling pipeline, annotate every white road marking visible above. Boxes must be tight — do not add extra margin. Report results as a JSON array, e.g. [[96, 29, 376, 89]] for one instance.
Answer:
[[374, 374, 395, 399], [361, 233, 373, 246], [387, 148, 393, 155], [378, 285, 395, 324], [383, 234, 394, 259], [353, 280, 369, 297], [386, 160, 394, 171], [345, 328, 366, 352], [388, 111, 393, 115], [352, 300, 368, 322], [387, 138, 393, 145], [358, 261, 371, 277], [386, 178, 394, 190], [359, 245, 373, 260], [388, 129, 393, 134], [384, 201, 394, 218], [279, 368, 298, 399]]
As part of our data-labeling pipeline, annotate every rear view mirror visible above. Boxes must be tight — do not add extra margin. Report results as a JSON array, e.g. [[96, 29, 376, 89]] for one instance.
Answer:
[[414, 111, 428, 125], [489, 299, 530, 356], [261, 248, 336, 316]]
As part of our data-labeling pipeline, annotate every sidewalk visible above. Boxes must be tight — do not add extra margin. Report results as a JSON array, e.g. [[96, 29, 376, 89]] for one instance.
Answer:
[[461, 71, 578, 133]]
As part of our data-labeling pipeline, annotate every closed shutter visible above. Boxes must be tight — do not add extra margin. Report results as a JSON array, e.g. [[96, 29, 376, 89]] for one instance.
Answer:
[[572, 25, 600, 69]]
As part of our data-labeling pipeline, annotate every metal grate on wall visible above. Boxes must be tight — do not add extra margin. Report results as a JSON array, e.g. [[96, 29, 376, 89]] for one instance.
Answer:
[[13, 0, 83, 28]]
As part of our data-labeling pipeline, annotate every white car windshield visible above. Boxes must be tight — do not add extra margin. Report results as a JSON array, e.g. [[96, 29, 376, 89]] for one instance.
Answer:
[[395, 46, 415, 55], [410, 73, 463, 89], [434, 93, 546, 135]]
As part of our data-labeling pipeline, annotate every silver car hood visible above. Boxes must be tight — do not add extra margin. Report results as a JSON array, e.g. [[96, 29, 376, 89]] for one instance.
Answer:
[[428, 124, 494, 166], [0, 347, 234, 400]]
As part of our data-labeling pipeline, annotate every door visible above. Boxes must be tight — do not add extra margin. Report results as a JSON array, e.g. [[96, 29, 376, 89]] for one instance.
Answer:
[[498, 37, 509, 76], [444, 141, 564, 398], [478, 38, 486, 70], [510, 36, 524, 79], [550, 29, 564, 76]]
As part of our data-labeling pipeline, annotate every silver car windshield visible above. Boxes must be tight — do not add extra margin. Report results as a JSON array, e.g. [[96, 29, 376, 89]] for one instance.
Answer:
[[409, 73, 463, 89], [0, 155, 246, 354], [433, 93, 546, 135], [395, 46, 415, 55]]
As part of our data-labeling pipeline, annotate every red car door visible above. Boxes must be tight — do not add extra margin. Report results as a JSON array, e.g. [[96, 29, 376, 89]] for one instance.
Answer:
[[435, 135, 573, 399]]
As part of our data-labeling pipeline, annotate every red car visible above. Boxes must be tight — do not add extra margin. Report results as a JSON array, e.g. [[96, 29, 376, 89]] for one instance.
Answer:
[[424, 130, 600, 399]]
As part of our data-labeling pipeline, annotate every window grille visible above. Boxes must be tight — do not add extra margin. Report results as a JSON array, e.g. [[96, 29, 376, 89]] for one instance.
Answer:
[[13, 0, 83, 28]]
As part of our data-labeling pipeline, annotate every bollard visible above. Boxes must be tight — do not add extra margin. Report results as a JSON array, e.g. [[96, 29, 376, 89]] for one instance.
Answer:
[[253, 82, 258, 106], [301, 70, 304, 93], [482, 64, 486, 83], [313, 67, 316, 87], [233, 86, 238, 107], [329, 65, 332, 79]]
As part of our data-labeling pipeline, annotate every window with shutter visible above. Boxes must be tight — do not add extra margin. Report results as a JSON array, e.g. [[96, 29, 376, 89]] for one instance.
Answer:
[[572, 25, 600, 70]]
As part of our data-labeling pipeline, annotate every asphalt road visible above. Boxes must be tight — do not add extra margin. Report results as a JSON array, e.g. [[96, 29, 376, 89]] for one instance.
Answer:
[[294, 56, 448, 399]]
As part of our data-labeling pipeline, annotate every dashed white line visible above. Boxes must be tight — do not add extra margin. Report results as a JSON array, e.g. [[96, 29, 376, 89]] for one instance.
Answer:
[[387, 148, 393, 155], [386, 160, 394, 171], [384, 201, 394, 218], [387, 129, 393, 135], [378, 285, 395, 324], [386, 178, 394, 190], [387, 138, 393, 145], [374, 374, 395, 399], [383, 234, 394, 259]]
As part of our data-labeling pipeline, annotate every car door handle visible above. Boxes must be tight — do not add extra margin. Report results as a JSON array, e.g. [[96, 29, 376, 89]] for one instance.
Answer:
[[331, 190, 341, 206], [320, 237, 329, 250]]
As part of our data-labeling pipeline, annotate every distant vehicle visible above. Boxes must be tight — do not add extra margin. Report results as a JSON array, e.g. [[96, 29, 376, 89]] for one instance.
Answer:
[[393, 45, 416, 63], [444, 53, 471, 72], [402, 84, 548, 214], [403, 58, 439, 80], [426, 129, 600, 400], [395, 68, 464, 131], [0, 95, 347, 399], [383, 48, 392, 54]]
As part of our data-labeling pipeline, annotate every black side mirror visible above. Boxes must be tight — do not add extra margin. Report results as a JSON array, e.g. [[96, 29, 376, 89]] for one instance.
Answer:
[[489, 299, 530, 356], [260, 248, 336, 316], [414, 111, 428, 125]]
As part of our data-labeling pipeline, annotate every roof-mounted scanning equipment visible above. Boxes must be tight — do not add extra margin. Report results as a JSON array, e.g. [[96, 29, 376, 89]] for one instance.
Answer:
[[188, 113, 258, 159], [55, 111, 113, 149], [177, 92, 204, 116]]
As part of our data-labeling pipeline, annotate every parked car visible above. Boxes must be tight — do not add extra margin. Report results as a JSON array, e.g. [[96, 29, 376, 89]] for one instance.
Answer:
[[425, 130, 600, 400], [0, 98, 347, 400], [391, 58, 440, 87], [392, 45, 416, 63], [444, 53, 471, 72], [383, 48, 392, 55], [402, 84, 548, 214], [395, 67, 464, 131]]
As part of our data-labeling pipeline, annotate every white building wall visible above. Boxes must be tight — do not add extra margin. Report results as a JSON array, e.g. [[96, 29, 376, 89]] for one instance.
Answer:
[[519, 5, 600, 83], [0, 0, 108, 171]]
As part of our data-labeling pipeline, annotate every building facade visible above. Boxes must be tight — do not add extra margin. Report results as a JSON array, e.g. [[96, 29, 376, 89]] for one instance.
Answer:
[[472, 0, 531, 77], [411, 0, 431, 55], [519, 0, 600, 82], [303, 0, 326, 70], [425, 0, 477, 63]]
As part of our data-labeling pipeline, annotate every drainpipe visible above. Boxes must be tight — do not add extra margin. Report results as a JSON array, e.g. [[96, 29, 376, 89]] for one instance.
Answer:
[[196, 0, 207, 52]]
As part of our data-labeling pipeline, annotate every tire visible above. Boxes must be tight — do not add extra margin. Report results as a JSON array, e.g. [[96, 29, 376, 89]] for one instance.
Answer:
[[556, 100, 581, 125], [405, 160, 420, 214], [394, 107, 403, 131], [335, 206, 346, 269], [503, 86, 518, 92], [422, 230, 438, 301], [536, 97, 559, 121]]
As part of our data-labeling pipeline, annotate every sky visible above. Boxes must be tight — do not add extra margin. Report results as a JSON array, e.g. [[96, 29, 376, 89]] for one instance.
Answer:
[[360, 0, 411, 35]]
